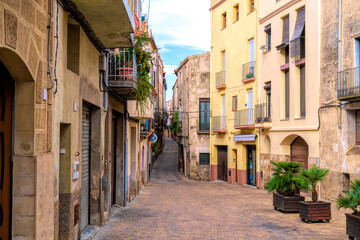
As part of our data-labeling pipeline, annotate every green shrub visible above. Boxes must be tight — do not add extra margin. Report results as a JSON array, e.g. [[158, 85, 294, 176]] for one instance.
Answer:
[[265, 161, 307, 196], [337, 179, 360, 215], [300, 166, 329, 202]]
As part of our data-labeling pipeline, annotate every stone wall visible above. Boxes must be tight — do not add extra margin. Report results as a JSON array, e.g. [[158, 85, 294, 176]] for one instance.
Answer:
[[319, 0, 360, 201]]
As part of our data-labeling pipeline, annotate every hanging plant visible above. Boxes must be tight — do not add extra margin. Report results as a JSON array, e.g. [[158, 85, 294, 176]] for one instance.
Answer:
[[134, 30, 155, 115]]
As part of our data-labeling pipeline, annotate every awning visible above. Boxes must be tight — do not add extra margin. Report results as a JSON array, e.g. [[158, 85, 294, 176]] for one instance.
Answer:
[[276, 15, 290, 51], [233, 134, 257, 142], [291, 8, 305, 59]]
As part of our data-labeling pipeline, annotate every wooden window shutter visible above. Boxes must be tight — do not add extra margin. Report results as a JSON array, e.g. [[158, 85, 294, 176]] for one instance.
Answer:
[[276, 16, 290, 51], [291, 8, 305, 59]]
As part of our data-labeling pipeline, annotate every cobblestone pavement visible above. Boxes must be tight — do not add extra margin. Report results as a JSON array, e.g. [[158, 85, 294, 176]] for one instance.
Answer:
[[94, 138, 349, 240]]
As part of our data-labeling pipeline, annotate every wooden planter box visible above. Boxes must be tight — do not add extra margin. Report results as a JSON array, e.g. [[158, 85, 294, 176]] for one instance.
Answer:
[[299, 201, 331, 223], [346, 213, 360, 240], [273, 192, 305, 213]]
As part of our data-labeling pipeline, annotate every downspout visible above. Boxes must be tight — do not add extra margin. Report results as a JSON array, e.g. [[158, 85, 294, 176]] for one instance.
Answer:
[[210, 8, 214, 181], [124, 104, 128, 206], [182, 69, 186, 176], [338, 0, 343, 131]]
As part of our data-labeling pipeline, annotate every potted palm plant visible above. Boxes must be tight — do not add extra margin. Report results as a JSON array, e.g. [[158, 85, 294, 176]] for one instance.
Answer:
[[337, 179, 360, 240], [265, 161, 307, 213], [299, 166, 331, 223]]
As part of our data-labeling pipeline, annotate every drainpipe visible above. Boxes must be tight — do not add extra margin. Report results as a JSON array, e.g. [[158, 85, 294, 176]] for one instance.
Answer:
[[124, 103, 128, 207], [338, 0, 343, 132], [182, 69, 186, 176]]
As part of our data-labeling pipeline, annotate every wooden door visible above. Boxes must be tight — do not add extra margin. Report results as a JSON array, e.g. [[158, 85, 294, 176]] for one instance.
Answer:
[[0, 63, 13, 240], [291, 137, 308, 169], [217, 146, 227, 181]]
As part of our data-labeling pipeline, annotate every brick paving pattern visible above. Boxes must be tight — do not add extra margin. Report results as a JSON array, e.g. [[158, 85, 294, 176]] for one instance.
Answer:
[[94, 138, 349, 240]]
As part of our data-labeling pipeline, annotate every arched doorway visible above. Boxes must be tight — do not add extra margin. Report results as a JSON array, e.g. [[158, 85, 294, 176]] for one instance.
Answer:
[[0, 61, 14, 240], [291, 136, 309, 169]]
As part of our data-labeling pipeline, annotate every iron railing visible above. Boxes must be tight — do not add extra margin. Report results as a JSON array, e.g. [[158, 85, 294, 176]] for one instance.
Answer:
[[255, 103, 271, 123], [212, 116, 226, 131], [197, 118, 210, 132], [338, 67, 360, 99], [215, 71, 226, 87], [108, 48, 137, 82], [242, 61, 255, 80], [234, 108, 254, 127]]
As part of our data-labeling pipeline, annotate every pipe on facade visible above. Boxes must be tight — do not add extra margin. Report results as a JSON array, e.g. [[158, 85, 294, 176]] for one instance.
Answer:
[[182, 69, 186, 176], [124, 104, 128, 207]]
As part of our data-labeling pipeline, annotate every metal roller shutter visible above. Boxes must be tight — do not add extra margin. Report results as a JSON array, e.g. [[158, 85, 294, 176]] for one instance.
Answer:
[[80, 104, 91, 232]]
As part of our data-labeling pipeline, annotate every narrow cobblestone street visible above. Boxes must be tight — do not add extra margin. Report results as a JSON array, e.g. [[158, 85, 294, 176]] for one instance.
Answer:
[[93, 138, 348, 240]]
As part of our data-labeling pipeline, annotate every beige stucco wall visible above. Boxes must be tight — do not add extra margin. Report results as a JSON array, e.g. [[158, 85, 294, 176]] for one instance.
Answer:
[[259, 0, 320, 158]]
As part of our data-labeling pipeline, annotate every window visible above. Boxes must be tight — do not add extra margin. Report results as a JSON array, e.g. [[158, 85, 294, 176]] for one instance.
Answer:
[[199, 153, 210, 165], [67, 21, 80, 74], [285, 70, 290, 119], [300, 65, 306, 117], [232, 96, 238, 111], [343, 173, 350, 191], [276, 15, 289, 52], [357, 111, 360, 145], [248, 0, 255, 13], [300, 26, 305, 59], [264, 82, 271, 118], [285, 46, 290, 64], [199, 99, 210, 132], [222, 12, 227, 29], [265, 25, 271, 51], [233, 4, 239, 22]]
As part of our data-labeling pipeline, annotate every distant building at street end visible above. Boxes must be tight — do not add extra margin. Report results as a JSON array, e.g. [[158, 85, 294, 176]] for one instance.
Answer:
[[173, 52, 210, 181]]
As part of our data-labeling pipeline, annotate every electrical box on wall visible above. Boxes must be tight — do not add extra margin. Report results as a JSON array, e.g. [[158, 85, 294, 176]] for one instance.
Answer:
[[99, 55, 106, 71], [73, 161, 80, 180]]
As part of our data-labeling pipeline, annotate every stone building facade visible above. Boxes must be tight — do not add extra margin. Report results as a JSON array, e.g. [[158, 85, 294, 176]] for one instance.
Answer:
[[173, 52, 210, 181], [319, 0, 360, 201], [0, 0, 166, 239]]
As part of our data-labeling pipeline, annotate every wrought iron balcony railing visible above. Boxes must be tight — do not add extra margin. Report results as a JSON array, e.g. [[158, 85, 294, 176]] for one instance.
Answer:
[[234, 108, 254, 128], [108, 48, 137, 82], [215, 71, 226, 88], [197, 118, 210, 133], [255, 103, 271, 123], [338, 67, 360, 100], [212, 115, 226, 133], [242, 61, 255, 80]]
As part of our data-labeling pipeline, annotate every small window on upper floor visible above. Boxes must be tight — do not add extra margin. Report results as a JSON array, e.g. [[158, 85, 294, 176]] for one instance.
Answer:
[[222, 12, 227, 29], [199, 153, 210, 165], [248, 0, 255, 14], [233, 4, 239, 22], [264, 25, 271, 51], [67, 19, 80, 75]]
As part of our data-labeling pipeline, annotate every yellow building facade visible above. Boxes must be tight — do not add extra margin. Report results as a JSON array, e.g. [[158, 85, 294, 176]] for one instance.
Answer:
[[210, 0, 261, 187], [258, 0, 321, 186]]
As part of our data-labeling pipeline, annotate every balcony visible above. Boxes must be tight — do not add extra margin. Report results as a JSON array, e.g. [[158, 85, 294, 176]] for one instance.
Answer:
[[212, 116, 227, 133], [338, 67, 360, 100], [215, 71, 226, 89], [254, 104, 272, 129], [242, 61, 256, 83], [234, 109, 255, 130], [62, 0, 135, 48], [108, 48, 137, 100]]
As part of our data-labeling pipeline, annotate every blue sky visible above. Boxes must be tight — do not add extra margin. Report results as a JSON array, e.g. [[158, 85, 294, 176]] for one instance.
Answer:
[[141, 0, 211, 101]]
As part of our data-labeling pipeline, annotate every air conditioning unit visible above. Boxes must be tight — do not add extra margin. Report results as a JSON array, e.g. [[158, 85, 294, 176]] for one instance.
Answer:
[[260, 45, 269, 54]]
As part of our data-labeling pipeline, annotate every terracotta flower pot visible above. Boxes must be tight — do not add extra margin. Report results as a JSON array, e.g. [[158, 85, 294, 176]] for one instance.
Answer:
[[299, 201, 331, 223], [273, 192, 305, 213], [118, 67, 134, 80]]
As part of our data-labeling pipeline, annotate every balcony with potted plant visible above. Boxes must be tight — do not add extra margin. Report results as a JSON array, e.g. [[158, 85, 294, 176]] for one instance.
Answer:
[[265, 161, 307, 213], [242, 61, 256, 83], [298, 166, 331, 223], [337, 179, 360, 240]]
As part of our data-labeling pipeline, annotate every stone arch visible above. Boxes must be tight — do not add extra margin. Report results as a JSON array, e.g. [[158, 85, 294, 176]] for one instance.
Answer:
[[280, 134, 309, 169], [263, 135, 271, 154], [0, 47, 37, 238]]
